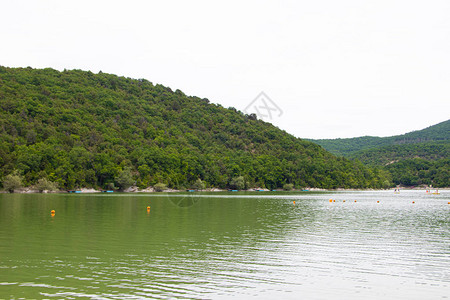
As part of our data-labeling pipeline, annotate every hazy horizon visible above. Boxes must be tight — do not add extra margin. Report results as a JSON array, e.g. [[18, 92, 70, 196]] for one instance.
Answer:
[[2, 0, 449, 139]]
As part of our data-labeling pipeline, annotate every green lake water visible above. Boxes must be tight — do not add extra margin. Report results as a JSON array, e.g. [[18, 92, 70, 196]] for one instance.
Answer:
[[0, 191, 449, 299]]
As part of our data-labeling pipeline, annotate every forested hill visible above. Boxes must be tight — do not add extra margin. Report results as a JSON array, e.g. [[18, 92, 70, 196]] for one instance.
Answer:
[[349, 141, 449, 187], [309, 119, 450, 157], [308, 121, 449, 187], [0, 66, 391, 191]]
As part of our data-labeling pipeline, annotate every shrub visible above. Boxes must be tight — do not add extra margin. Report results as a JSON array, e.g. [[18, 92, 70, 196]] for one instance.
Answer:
[[3, 172, 23, 193], [36, 178, 58, 192], [115, 168, 134, 191], [230, 176, 245, 190], [106, 182, 116, 190], [154, 183, 167, 192], [192, 179, 206, 190], [283, 183, 294, 191]]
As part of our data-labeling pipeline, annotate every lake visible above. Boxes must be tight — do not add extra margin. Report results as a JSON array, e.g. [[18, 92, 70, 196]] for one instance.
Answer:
[[0, 190, 449, 299]]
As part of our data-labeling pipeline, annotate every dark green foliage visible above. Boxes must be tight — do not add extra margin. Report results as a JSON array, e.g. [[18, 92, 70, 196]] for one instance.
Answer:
[[0, 66, 391, 190]]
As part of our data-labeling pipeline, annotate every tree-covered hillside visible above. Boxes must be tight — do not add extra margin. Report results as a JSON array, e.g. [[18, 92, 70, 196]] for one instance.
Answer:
[[310, 119, 450, 156], [384, 158, 449, 187], [309, 121, 449, 187], [350, 142, 449, 187], [0, 66, 391, 191], [350, 141, 449, 166]]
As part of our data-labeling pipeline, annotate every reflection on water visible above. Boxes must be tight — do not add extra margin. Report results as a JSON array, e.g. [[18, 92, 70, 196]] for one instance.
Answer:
[[0, 191, 449, 299]]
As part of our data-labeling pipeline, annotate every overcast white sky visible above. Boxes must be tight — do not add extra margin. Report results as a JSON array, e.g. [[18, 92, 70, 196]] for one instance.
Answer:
[[1, 0, 449, 138]]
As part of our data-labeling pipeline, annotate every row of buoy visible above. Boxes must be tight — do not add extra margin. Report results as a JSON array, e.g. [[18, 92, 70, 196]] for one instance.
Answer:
[[50, 206, 153, 216], [329, 199, 357, 203], [326, 200, 450, 204], [50, 200, 450, 216]]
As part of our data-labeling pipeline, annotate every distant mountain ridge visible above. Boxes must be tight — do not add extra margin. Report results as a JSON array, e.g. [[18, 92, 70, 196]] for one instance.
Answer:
[[309, 120, 449, 187], [310, 119, 450, 157], [350, 141, 449, 166]]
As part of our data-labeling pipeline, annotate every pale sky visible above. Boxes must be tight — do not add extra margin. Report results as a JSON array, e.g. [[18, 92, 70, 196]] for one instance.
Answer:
[[1, 0, 449, 138]]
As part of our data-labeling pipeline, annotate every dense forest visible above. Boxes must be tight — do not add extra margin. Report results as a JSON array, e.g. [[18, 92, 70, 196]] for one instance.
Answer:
[[311, 120, 449, 156], [0, 66, 392, 191], [349, 141, 449, 166], [310, 121, 450, 187]]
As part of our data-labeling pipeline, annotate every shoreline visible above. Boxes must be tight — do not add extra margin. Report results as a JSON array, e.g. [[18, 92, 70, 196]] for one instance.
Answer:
[[1, 186, 448, 194]]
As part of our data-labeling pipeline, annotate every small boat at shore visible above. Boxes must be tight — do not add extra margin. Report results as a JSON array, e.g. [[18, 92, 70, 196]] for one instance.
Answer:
[[68, 190, 82, 193]]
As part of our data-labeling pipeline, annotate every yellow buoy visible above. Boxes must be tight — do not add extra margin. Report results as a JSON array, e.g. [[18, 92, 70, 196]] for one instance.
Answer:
[[51, 210, 55, 216], [329, 199, 333, 203], [343, 200, 346, 202]]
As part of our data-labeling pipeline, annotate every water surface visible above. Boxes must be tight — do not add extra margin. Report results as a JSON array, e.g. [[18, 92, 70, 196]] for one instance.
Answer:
[[0, 190, 449, 299]]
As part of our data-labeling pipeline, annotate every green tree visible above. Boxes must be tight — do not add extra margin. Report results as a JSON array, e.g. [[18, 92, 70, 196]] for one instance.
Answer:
[[115, 168, 134, 191], [105, 182, 116, 190], [283, 183, 294, 191], [192, 178, 206, 190], [154, 183, 167, 192], [3, 171, 23, 193], [230, 176, 245, 190], [35, 178, 58, 192]]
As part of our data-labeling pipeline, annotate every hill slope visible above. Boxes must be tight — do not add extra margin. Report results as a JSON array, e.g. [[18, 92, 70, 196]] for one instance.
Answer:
[[349, 141, 449, 166], [309, 121, 450, 187], [0, 66, 392, 190], [351, 141, 449, 187], [310, 119, 450, 157]]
